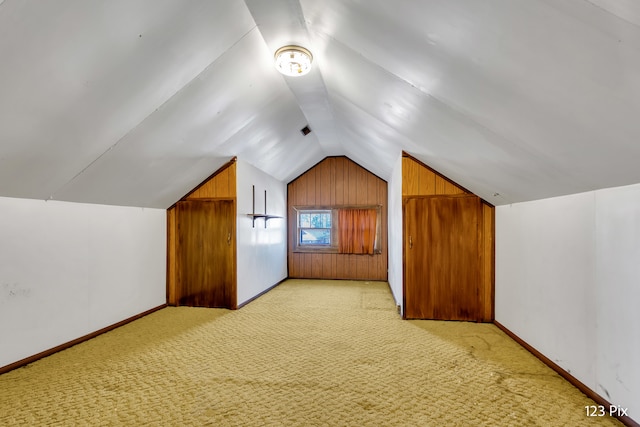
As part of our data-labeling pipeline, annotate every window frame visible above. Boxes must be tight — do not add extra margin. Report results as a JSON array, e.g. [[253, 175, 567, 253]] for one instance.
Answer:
[[298, 209, 333, 247], [293, 207, 338, 253]]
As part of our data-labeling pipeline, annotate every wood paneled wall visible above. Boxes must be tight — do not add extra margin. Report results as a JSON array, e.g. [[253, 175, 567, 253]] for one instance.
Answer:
[[167, 159, 237, 305], [402, 156, 466, 196], [185, 162, 236, 200], [402, 153, 495, 321], [287, 156, 388, 280]]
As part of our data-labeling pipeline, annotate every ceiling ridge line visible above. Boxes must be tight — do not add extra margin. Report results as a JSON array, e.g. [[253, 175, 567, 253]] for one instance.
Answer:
[[283, 71, 341, 155], [48, 25, 259, 201], [295, 7, 341, 146], [268, 7, 343, 154], [311, 31, 421, 156]]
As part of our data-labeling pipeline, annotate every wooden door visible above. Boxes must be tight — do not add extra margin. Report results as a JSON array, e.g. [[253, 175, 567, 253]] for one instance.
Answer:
[[176, 200, 235, 309], [404, 195, 481, 320]]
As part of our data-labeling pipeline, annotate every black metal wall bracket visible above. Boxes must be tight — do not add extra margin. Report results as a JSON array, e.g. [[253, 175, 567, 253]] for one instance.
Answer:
[[246, 185, 282, 228]]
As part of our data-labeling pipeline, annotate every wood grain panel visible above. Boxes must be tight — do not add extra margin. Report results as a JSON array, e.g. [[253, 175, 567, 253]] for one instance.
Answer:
[[329, 158, 337, 206], [348, 255, 358, 279], [402, 157, 421, 196], [307, 167, 316, 206], [403, 154, 466, 196], [319, 159, 331, 206], [166, 208, 177, 305], [287, 156, 388, 281], [315, 165, 323, 206], [214, 168, 229, 197], [322, 253, 330, 277], [367, 173, 376, 204], [330, 254, 337, 278], [176, 200, 235, 309], [419, 167, 436, 194], [482, 202, 495, 321], [403, 197, 430, 318], [404, 196, 481, 320], [348, 161, 358, 205], [356, 167, 366, 204], [435, 175, 465, 195], [228, 161, 236, 197], [336, 254, 345, 278], [294, 179, 304, 205], [312, 253, 322, 278], [335, 158, 345, 205], [357, 255, 371, 280], [187, 161, 237, 199]]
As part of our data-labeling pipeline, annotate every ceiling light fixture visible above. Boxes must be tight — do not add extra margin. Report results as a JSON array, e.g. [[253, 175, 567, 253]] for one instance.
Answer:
[[274, 45, 313, 77]]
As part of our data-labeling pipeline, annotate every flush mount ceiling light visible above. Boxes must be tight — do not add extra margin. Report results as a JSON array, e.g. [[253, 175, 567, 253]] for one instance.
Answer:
[[274, 45, 313, 77]]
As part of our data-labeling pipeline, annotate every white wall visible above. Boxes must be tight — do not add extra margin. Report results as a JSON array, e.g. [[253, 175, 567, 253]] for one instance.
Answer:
[[387, 152, 404, 312], [496, 183, 640, 421], [0, 197, 166, 368], [235, 160, 288, 306]]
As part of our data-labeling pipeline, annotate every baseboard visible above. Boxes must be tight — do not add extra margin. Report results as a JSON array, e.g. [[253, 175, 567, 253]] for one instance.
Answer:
[[493, 320, 638, 427], [236, 277, 288, 309], [0, 304, 167, 375]]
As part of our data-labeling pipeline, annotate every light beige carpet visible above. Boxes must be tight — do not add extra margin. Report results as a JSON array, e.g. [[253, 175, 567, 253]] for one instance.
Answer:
[[0, 279, 623, 426]]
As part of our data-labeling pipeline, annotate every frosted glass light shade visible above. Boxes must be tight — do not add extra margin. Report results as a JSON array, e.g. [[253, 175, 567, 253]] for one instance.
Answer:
[[274, 45, 313, 76]]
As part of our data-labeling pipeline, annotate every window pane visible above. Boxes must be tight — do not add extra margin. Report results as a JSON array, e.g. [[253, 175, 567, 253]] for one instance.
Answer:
[[310, 213, 323, 228], [298, 210, 331, 229], [297, 210, 333, 248], [299, 213, 310, 228], [300, 228, 331, 245]]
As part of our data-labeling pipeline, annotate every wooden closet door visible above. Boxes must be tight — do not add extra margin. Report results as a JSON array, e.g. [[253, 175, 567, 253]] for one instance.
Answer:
[[404, 195, 481, 320], [176, 200, 235, 309]]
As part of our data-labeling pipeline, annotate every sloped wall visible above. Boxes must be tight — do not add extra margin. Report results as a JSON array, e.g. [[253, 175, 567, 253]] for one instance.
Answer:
[[287, 156, 388, 281]]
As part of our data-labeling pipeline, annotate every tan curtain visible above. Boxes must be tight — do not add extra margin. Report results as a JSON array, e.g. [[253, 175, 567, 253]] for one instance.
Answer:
[[338, 209, 377, 255]]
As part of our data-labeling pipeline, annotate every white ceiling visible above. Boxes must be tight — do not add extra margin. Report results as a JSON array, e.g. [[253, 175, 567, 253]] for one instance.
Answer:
[[1, 0, 639, 208]]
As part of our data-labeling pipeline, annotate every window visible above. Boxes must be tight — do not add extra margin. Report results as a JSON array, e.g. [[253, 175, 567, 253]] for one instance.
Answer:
[[298, 210, 332, 246], [293, 206, 382, 254]]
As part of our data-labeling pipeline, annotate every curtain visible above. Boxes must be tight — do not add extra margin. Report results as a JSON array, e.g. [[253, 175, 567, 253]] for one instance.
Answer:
[[338, 209, 377, 255]]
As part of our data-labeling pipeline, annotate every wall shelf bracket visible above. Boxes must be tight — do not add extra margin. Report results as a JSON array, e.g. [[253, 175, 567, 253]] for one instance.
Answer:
[[247, 185, 282, 228]]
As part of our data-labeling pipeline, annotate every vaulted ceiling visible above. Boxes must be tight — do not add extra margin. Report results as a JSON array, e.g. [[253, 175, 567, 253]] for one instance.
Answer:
[[1, 0, 639, 208]]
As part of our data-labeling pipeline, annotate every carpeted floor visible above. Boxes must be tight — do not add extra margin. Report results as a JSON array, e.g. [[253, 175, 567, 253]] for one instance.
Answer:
[[0, 279, 623, 426]]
